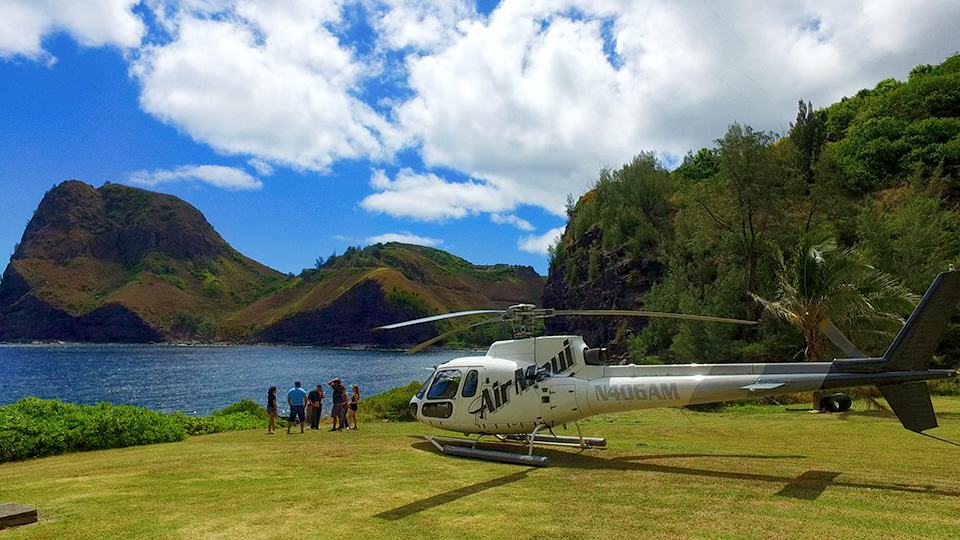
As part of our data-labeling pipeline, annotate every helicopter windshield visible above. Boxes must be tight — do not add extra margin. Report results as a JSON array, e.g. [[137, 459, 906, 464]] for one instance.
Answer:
[[427, 369, 462, 400]]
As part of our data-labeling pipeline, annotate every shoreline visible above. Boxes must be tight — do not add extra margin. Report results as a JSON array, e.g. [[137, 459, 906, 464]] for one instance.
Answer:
[[0, 340, 486, 353]]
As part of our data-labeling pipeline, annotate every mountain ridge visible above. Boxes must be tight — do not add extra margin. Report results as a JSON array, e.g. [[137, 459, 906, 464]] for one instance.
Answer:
[[0, 181, 544, 345]]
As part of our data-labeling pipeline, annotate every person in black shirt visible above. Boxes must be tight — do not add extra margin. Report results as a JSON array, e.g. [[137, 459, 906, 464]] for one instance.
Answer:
[[266, 387, 278, 434], [308, 385, 325, 430], [346, 385, 360, 430], [329, 378, 345, 431]]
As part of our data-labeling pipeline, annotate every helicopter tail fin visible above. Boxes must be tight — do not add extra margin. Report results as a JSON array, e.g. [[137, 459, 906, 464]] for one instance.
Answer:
[[827, 271, 960, 432], [878, 270, 960, 432], [881, 270, 960, 372]]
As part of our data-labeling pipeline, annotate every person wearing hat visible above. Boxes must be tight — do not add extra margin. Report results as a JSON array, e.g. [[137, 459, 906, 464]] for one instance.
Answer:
[[287, 381, 308, 434], [328, 377, 346, 431]]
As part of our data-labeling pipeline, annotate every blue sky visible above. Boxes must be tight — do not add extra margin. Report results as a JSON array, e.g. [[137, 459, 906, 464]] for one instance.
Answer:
[[2, 1, 959, 276]]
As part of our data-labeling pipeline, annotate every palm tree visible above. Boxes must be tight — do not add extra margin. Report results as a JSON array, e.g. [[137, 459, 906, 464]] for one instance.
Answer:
[[752, 232, 918, 407]]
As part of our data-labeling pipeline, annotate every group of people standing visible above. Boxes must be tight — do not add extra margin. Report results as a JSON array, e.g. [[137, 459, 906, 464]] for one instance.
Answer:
[[265, 379, 360, 434]]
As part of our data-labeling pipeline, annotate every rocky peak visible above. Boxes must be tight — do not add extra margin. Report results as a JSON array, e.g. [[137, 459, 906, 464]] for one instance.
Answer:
[[16, 180, 230, 265]]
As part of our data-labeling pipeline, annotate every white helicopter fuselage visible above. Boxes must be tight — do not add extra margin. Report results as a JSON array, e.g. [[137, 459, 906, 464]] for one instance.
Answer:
[[410, 335, 835, 436]]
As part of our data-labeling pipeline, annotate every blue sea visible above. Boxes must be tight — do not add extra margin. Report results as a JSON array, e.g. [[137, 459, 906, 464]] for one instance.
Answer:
[[0, 343, 466, 416]]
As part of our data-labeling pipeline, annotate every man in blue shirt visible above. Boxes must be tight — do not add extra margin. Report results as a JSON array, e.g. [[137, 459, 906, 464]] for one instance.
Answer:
[[287, 381, 309, 434]]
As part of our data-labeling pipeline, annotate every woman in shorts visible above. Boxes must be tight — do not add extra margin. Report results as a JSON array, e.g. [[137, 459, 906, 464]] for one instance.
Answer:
[[266, 386, 278, 434], [347, 385, 360, 429]]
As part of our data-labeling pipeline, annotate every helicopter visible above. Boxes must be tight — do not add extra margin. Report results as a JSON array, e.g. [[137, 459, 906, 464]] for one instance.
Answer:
[[373, 270, 960, 466]]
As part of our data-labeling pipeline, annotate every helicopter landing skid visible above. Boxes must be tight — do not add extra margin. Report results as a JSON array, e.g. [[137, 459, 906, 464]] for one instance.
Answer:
[[424, 434, 550, 467], [497, 422, 606, 449], [497, 434, 607, 448]]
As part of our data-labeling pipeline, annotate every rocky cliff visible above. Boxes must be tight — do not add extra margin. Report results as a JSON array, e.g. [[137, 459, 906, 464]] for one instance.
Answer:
[[0, 181, 283, 342], [541, 156, 674, 359]]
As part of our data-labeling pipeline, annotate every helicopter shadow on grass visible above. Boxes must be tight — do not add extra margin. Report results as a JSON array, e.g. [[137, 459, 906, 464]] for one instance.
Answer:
[[374, 465, 534, 520], [547, 446, 960, 500], [824, 409, 960, 429], [376, 438, 960, 517]]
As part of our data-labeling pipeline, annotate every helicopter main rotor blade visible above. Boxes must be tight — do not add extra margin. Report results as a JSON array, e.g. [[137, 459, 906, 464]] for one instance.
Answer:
[[373, 310, 505, 331], [552, 310, 757, 325], [405, 318, 501, 354]]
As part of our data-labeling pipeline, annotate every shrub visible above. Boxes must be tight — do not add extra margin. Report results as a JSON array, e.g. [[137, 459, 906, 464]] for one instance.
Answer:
[[357, 381, 422, 422], [0, 398, 287, 462], [0, 398, 187, 463], [930, 378, 960, 396], [169, 400, 278, 436], [215, 399, 267, 418]]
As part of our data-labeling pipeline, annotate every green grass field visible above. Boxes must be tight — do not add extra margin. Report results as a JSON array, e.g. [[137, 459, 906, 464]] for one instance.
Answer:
[[2, 398, 960, 539]]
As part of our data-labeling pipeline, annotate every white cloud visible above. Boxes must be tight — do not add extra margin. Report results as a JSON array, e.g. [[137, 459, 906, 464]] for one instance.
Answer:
[[360, 168, 516, 220], [371, 0, 475, 51], [128, 164, 263, 190], [518, 226, 564, 255], [131, 1, 399, 171], [0, 0, 145, 62], [365, 231, 444, 247], [247, 158, 275, 177], [394, 0, 960, 217], [491, 213, 534, 231]]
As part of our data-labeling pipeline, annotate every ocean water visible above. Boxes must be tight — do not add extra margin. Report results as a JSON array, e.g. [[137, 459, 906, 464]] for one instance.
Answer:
[[0, 343, 466, 416]]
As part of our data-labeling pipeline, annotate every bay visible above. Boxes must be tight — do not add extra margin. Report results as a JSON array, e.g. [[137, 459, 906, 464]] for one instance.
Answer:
[[0, 343, 465, 416]]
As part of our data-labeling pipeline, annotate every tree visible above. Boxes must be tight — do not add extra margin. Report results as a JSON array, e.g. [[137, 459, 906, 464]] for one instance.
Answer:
[[752, 232, 917, 363], [690, 123, 784, 296], [857, 191, 960, 294], [789, 99, 826, 185]]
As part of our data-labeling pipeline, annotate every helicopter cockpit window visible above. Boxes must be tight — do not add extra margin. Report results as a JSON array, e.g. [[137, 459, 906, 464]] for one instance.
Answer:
[[416, 378, 431, 400], [461, 369, 479, 398], [427, 369, 462, 400]]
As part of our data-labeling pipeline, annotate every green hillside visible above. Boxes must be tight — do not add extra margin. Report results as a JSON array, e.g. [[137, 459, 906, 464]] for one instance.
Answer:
[[239, 243, 544, 346], [545, 53, 960, 367]]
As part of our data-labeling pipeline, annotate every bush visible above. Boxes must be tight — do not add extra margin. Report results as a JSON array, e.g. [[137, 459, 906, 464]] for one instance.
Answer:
[[0, 397, 187, 463], [930, 378, 960, 396], [215, 399, 267, 419], [357, 381, 422, 422], [169, 399, 278, 436], [0, 398, 287, 462]]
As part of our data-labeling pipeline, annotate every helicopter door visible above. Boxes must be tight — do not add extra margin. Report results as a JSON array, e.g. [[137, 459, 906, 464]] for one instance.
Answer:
[[453, 368, 483, 427], [541, 384, 579, 424]]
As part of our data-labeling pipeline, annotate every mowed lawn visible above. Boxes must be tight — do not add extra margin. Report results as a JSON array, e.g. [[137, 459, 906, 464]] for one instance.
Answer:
[[2, 398, 960, 539]]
